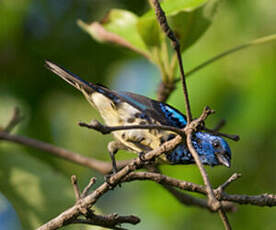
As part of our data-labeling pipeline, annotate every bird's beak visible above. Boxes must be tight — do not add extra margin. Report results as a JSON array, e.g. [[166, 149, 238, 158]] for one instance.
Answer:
[[217, 154, 231, 168]]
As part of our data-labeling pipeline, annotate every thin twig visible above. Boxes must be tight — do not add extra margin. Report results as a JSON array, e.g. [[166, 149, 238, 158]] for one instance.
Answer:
[[218, 193, 276, 206], [69, 175, 140, 229], [184, 106, 230, 227], [144, 164, 217, 211], [79, 120, 186, 137], [203, 127, 240, 141], [0, 130, 130, 174], [4, 107, 24, 132], [175, 34, 276, 81], [79, 119, 240, 142], [122, 171, 276, 207], [217, 173, 242, 192], [70, 213, 140, 230], [186, 131, 220, 210], [218, 209, 232, 230], [71, 175, 81, 201], [82, 177, 97, 198], [123, 171, 206, 194], [151, 0, 192, 123], [36, 142, 276, 230]]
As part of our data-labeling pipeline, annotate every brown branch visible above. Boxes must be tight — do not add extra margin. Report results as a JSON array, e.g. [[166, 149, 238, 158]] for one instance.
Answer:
[[0, 130, 130, 174], [70, 213, 140, 230], [163, 185, 211, 209], [181, 102, 231, 228], [186, 127, 231, 228], [181, 106, 220, 209], [82, 177, 97, 198], [218, 209, 231, 230], [124, 171, 206, 194], [186, 131, 219, 209], [144, 164, 215, 210], [123, 171, 276, 208], [217, 173, 242, 192], [165, 186, 236, 213], [79, 120, 186, 137], [71, 175, 81, 201], [32, 129, 275, 230], [123, 171, 233, 212], [145, 165, 235, 213], [37, 134, 183, 230], [151, 0, 192, 123], [68, 175, 140, 230], [218, 193, 276, 206]]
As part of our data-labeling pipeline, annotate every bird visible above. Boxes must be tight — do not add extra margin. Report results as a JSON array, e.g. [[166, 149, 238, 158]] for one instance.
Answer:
[[45, 60, 231, 172]]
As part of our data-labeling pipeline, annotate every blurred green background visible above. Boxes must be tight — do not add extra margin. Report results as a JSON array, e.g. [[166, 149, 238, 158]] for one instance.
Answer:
[[0, 0, 275, 229]]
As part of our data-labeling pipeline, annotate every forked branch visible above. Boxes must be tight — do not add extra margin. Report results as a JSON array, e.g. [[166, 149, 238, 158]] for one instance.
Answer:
[[151, 1, 232, 229]]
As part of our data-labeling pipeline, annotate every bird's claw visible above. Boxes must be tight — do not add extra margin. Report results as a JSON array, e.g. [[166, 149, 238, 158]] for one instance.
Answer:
[[139, 152, 147, 162]]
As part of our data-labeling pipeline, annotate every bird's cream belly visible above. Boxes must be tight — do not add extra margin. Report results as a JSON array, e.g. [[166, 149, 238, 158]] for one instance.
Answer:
[[91, 92, 168, 153]]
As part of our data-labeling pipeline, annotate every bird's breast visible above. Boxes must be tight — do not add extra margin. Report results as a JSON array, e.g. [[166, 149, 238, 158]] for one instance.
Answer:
[[90, 92, 172, 153]]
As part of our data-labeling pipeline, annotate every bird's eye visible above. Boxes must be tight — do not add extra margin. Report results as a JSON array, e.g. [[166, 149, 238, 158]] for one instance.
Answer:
[[212, 140, 220, 148]]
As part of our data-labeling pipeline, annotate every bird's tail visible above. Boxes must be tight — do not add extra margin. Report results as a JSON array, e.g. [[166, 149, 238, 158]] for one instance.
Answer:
[[45, 60, 123, 109], [45, 60, 97, 94]]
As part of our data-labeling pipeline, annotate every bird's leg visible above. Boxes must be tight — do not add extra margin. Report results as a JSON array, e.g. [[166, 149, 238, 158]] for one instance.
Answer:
[[139, 151, 146, 162], [105, 141, 128, 187], [107, 140, 127, 174]]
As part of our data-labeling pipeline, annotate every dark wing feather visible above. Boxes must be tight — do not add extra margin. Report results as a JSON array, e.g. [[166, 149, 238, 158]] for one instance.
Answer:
[[45, 60, 94, 93], [117, 92, 187, 128], [45, 60, 187, 128], [45, 60, 122, 103]]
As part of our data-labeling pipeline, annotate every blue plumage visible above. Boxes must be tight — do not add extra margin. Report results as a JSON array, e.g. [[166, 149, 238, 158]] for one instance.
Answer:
[[45, 60, 232, 168], [159, 103, 187, 128], [167, 132, 231, 167]]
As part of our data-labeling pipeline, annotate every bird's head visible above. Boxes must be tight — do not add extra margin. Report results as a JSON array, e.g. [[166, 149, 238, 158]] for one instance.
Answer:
[[193, 132, 232, 167], [165, 131, 232, 167]]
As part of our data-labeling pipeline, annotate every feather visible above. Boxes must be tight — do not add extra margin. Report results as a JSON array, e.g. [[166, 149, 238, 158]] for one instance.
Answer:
[[118, 92, 187, 128]]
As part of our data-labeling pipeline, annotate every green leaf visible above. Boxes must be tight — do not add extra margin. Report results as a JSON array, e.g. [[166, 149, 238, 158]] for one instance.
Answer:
[[138, 0, 219, 52], [78, 9, 150, 59], [144, 0, 208, 17], [136, 18, 161, 49], [169, 0, 221, 51]]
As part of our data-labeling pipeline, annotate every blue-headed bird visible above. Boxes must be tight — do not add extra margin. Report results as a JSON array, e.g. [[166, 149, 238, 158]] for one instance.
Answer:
[[45, 60, 231, 172]]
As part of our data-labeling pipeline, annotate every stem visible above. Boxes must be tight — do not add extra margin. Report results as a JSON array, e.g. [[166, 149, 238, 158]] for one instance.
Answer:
[[186, 131, 220, 210], [218, 209, 232, 230], [151, 0, 192, 123], [0, 130, 128, 174], [174, 34, 276, 81], [78, 120, 186, 136]]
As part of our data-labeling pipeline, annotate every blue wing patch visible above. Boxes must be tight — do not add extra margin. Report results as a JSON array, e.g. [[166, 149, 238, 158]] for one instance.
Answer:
[[116, 91, 187, 128], [159, 103, 187, 128]]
